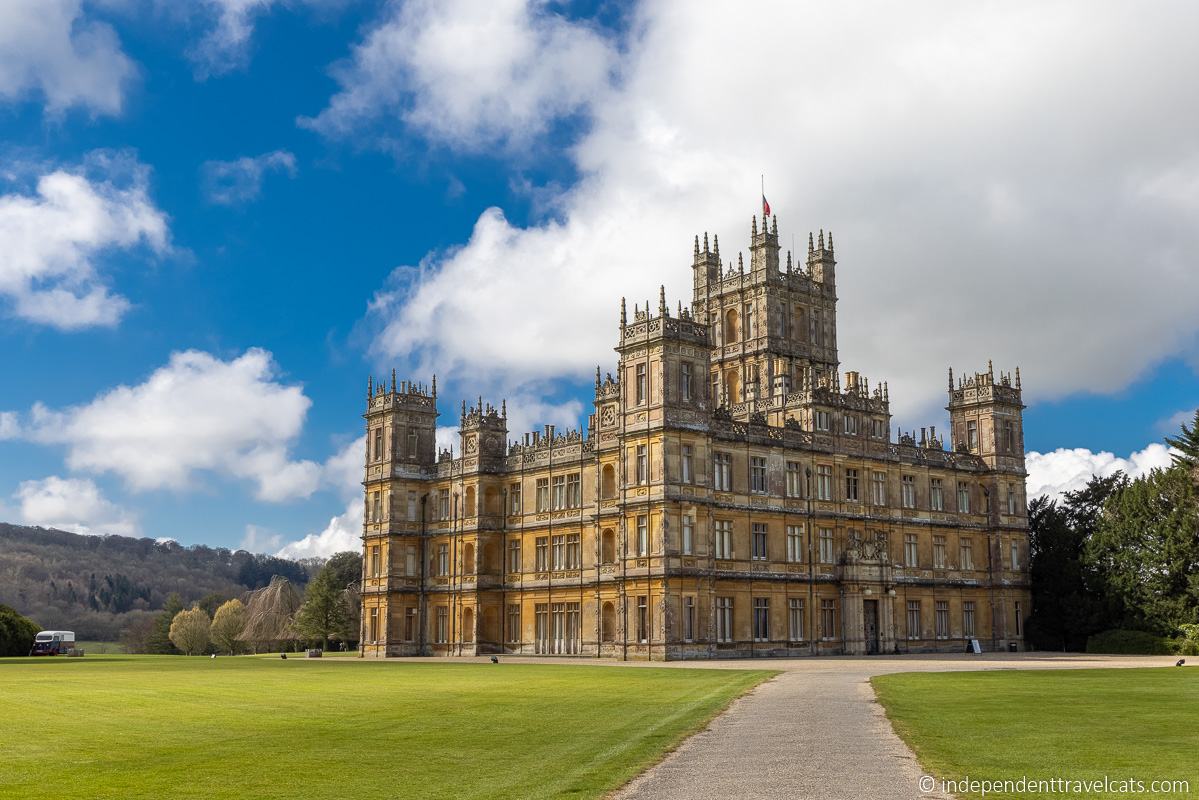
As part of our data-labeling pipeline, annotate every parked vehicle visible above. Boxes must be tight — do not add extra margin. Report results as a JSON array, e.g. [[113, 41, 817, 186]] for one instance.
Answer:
[[30, 631, 75, 656]]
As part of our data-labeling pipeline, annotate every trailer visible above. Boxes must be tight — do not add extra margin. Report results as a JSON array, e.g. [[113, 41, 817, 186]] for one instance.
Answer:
[[30, 631, 75, 656]]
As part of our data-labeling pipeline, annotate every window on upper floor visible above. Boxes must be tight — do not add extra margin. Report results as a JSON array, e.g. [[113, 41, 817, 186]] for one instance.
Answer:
[[814, 410, 831, 432], [871, 471, 887, 505], [843, 415, 858, 435], [635, 363, 647, 405], [930, 478, 944, 511], [957, 482, 970, 514], [816, 464, 832, 501], [636, 445, 648, 485], [750, 456, 767, 493], [682, 445, 694, 484], [373, 428, 383, 461], [751, 523, 768, 560], [967, 420, 979, 451], [535, 478, 550, 512], [901, 476, 916, 508], [681, 362, 693, 401], [786, 461, 803, 497], [845, 468, 859, 502], [904, 533, 919, 567], [713, 452, 732, 491]]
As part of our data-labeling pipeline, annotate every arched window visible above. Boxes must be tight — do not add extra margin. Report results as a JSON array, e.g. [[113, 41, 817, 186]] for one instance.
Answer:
[[601, 602, 616, 643], [601, 529, 616, 564], [724, 308, 740, 343], [462, 607, 474, 643], [601, 464, 616, 499], [724, 369, 741, 404], [463, 543, 475, 575], [464, 486, 476, 517]]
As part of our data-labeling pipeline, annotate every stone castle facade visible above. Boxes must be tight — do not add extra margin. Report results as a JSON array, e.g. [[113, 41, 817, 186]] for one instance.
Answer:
[[359, 212, 1031, 659]]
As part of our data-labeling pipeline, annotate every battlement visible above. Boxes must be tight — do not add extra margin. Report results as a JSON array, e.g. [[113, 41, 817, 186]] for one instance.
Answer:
[[618, 287, 709, 347], [365, 370, 438, 414], [460, 397, 506, 429], [594, 367, 620, 400], [948, 361, 1024, 408]]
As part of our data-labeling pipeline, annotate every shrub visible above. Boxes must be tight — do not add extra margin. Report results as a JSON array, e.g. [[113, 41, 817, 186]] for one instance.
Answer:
[[1085, 628, 1175, 655], [0, 604, 41, 656], [1177, 624, 1199, 657]]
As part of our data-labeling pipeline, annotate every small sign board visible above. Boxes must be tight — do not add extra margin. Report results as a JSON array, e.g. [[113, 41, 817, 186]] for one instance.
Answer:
[[969, 638, 982, 654]]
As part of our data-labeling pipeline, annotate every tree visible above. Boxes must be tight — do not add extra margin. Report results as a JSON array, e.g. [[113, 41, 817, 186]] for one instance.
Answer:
[[146, 593, 184, 654], [0, 604, 40, 656], [119, 614, 159, 654], [197, 592, 228, 619], [292, 565, 351, 650], [169, 607, 211, 655], [1165, 408, 1199, 468], [210, 599, 247, 655]]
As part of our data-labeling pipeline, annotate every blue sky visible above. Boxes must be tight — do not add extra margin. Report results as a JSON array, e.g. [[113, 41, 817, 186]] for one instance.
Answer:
[[1, 1, 1196, 556]]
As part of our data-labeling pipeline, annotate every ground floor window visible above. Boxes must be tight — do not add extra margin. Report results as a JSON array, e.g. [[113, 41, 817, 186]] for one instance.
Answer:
[[636, 596, 648, 643], [435, 607, 448, 643], [820, 598, 837, 640], [906, 600, 921, 640], [788, 598, 804, 641], [935, 600, 949, 639], [534, 602, 581, 654], [369, 607, 379, 642], [1014, 601, 1023, 636], [716, 597, 733, 642], [506, 604, 520, 643], [404, 608, 417, 642], [963, 601, 976, 638], [752, 597, 769, 641], [682, 596, 695, 642]]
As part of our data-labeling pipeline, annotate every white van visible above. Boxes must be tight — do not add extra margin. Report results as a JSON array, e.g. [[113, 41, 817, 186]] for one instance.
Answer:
[[30, 631, 76, 656]]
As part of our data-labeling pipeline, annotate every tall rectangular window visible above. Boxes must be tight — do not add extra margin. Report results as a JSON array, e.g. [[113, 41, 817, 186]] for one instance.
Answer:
[[681, 445, 694, 483], [435, 607, 448, 643], [752, 597, 770, 641], [535, 536, 549, 571], [904, 533, 919, 567], [535, 604, 548, 653], [510, 483, 521, 514], [814, 410, 830, 431], [716, 597, 733, 642], [1015, 601, 1023, 635], [901, 476, 916, 508], [437, 543, 449, 576], [552, 475, 566, 510], [508, 539, 521, 573], [636, 445, 648, 484], [373, 428, 383, 461], [566, 533, 580, 569], [681, 362, 693, 400], [935, 601, 949, 639], [507, 604, 520, 643], [1007, 484, 1018, 514], [1010, 541, 1020, 570], [535, 478, 550, 512], [960, 537, 974, 570], [751, 523, 768, 560], [786, 461, 802, 497], [566, 473, 581, 508], [369, 607, 379, 642], [750, 456, 768, 493], [715, 520, 733, 559], [407, 491, 418, 521], [818, 528, 834, 564], [967, 420, 979, 450], [958, 482, 970, 513], [635, 363, 647, 405], [845, 468, 859, 502], [933, 535, 947, 569], [820, 599, 837, 640], [963, 601, 976, 638], [370, 545, 381, 577], [636, 596, 648, 642], [930, 478, 944, 511], [786, 525, 803, 562], [788, 598, 804, 641], [405, 545, 416, 576], [682, 596, 695, 641], [371, 491, 381, 522], [407, 428, 418, 458], [438, 489, 450, 520], [713, 452, 732, 491], [1003, 420, 1016, 452], [636, 515, 649, 556], [404, 608, 416, 642], [907, 600, 921, 639], [872, 471, 886, 505], [816, 464, 832, 500], [552, 535, 566, 570], [682, 515, 694, 555], [843, 414, 858, 435]]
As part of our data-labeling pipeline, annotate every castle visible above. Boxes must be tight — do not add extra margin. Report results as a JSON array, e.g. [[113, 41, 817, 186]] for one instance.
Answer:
[[359, 212, 1030, 659]]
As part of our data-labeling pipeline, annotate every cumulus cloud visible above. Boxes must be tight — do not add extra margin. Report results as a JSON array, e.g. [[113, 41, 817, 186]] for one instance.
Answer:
[[342, 2, 1199, 426], [201, 150, 297, 205], [1025, 443, 1179, 502], [188, 0, 346, 77], [0, 412, 18, 440], [275, 435, 364, 559], [0, 153, 169, 329], [301, 0, 616, 148], [15, 475, 138, 536], [0, 0, 135, 115], [240, 523, 284, 554], [25, 348, 320, 502]]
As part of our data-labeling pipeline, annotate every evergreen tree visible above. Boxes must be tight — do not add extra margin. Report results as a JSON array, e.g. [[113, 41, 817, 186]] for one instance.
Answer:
[[146, 593, 184, 654], [292, 566, 351, 650], [1165, 408, 1199, 468]]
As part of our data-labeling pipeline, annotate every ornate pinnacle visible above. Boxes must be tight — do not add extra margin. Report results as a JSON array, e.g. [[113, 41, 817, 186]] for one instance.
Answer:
[[367, 375, 373, 400], [694, 234, 700, 256], [703, 231, 709, 252], [808, 232, 815, 254], [391, 368, 396, 394], [595, 365, 602, 390], [432, 374, 437, 397], [786, 250, 792, 272], [818, 229, 825, 249], [620, 297, 627, 327], [501, 399, 507, 418], [713, 234, 720, 258], [827, 230, 834, 253], [659, 285, 667, 315], [1015, 366, 1022, 389], [771, 214, 778, 235], [752, 214, 758, 237], [737, 252, 744, 272]]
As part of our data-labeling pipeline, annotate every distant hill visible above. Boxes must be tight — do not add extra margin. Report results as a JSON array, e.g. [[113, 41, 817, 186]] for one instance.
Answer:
[[0, 523, 317, 641]]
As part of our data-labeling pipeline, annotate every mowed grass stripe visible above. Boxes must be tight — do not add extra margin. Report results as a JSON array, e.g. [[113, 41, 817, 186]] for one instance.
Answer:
[[872, 667, 1199, 800], [0, 656, 771, 800]]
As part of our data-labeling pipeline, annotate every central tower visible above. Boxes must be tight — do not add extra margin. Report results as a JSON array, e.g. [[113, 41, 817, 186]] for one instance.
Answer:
[[691, 214, 839, 408]]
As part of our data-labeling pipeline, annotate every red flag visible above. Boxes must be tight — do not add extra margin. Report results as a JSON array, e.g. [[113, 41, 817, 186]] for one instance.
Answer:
[[762, 194, 771, 218]]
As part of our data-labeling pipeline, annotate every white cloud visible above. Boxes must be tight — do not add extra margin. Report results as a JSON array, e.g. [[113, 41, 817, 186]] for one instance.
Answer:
[[275, 502, 361, 560], [1158, 407, 1198, 434], [201, 150, 297, 205], [0, 153, 169, 329], [341, 2, 1199, 427], [0, 412, 18, 440], [26, 348, 320, 501], [240, 523, 283, 554], [188, 0, 346, 77], [301, 0, 616, 149], [15, 475, 138, 536], [1025, 443, 1179, 502], [0, 0, 134, 115]]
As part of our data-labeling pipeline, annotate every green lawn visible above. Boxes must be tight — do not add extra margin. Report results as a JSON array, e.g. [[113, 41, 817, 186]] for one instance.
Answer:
[[0, 656, 771, 800], [873, 668, 1199, 800]]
